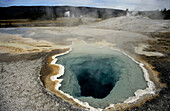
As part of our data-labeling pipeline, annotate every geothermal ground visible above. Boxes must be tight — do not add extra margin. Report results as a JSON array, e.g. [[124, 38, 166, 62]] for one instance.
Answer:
[[0, 16, 170, 111]]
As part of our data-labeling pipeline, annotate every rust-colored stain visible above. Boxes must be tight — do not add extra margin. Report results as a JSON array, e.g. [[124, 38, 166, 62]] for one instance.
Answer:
[[40, 48, 89, 110], [40, 49, 164, 111], [136, 57, 166, 89]]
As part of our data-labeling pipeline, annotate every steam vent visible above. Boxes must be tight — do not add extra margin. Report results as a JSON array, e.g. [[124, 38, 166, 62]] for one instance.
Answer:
[[49, 43, 151, 110]]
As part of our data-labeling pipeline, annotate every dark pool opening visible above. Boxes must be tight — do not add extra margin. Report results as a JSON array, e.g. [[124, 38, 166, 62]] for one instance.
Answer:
[[57, 50, 147, 108], [70, 58, 120, 99], [56, 47, 147, 108]]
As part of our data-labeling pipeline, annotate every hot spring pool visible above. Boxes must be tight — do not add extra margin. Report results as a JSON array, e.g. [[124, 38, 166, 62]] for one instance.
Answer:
[[56, 44, 147, 109]]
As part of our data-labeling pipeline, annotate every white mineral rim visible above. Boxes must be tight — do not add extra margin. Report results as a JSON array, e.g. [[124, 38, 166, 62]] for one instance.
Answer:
[[49, 47, 156, 111]]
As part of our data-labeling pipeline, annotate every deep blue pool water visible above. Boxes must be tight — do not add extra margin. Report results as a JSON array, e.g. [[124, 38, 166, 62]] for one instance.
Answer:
[[56, 45, 147, 108]]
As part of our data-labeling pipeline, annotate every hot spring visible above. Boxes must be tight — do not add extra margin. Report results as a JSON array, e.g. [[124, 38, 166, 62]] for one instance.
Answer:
[[56, 43, 147, 108]]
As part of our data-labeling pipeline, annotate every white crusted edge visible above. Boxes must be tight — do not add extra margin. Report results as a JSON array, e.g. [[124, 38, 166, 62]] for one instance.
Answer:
[[118, 50, 156, 103], [50, 47, 156, 111]]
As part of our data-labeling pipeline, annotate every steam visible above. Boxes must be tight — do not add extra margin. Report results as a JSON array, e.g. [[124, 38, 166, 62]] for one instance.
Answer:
[[133, 0, 169, 11]]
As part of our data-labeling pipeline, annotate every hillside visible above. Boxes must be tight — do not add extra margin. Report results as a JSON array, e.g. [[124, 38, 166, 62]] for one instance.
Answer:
[[0, 6, 126, 20]]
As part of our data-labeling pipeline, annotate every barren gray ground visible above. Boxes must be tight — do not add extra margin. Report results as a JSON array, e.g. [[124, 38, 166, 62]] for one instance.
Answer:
[[0, 58, 85, 111], [0, 16, 170, 111]]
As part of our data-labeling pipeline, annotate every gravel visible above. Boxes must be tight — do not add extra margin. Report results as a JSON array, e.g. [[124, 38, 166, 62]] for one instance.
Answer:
[[0, 57, 85, 111]]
